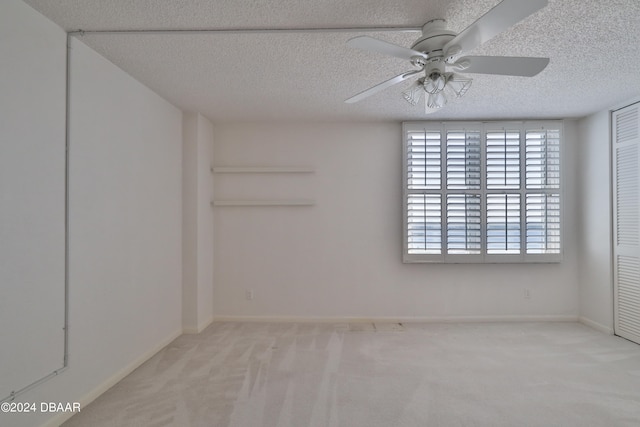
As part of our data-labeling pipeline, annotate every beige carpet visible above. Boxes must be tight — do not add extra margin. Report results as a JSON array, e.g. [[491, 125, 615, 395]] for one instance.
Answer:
[[63, 322, 640, 427]]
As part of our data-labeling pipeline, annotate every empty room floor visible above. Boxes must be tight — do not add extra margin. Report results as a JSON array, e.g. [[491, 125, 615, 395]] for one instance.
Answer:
[[63, 322, 640, 427]]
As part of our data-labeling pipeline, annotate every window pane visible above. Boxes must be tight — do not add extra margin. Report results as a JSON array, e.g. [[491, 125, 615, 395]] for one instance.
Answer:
[[486, 194, 521, 254], [447, 194, 481, 254], [407, 130, 441, 190], [526, 193, 561, 254], [408, 194, 442, 254], [446, 130, 481, 190], [486, 130, 520, 189], [526, 129, 560, 189]]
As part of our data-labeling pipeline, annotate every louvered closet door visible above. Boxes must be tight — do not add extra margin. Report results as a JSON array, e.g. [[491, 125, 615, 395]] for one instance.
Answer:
[[613, 103, 640, 344]]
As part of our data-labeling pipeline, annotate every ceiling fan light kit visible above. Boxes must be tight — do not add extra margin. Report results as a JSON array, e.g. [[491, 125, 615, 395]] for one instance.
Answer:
[[445, 73, 473, 98], [345, 0, 550, 113], [402, 71, 473, 113]]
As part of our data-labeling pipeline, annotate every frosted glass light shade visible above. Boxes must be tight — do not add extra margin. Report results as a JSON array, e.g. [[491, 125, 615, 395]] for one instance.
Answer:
[[424, 71, 446, 94], [445, 73, 472, 98], [402, 81, 423, 106], [427, 92, 447, 109]]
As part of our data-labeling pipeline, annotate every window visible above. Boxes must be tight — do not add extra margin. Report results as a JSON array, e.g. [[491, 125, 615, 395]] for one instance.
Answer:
[[403, 121, 562, 263]]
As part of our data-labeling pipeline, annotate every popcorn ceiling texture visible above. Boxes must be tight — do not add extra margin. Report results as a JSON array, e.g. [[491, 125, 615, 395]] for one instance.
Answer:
[[24, 0, 640, 122]]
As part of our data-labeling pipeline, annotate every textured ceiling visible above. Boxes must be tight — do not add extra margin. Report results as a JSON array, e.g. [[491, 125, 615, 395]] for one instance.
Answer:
[[23, 0, 640, 122]]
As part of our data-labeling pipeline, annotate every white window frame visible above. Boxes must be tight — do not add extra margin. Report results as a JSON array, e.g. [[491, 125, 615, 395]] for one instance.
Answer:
[[402, 120, 564, 264]]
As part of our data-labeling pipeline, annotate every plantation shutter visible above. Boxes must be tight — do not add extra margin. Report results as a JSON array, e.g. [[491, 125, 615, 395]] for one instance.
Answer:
[[486, 130, 520, 189], [407, 194, 442, 255], [483, 127, 522, 260], [403, 121, 562, 263], [613, 103, 640, 345], [486, 193, 521, 254], [445, 129, 482, 257], [446, 130, 481, 189], [406, 128, 443, 257], [525, 129, 561, 255], [446, 194, 481, 254]]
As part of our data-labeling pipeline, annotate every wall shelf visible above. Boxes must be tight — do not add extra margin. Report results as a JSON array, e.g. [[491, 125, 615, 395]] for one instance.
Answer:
[[211, 199, 315, 207], [211, 166, 314, 174]]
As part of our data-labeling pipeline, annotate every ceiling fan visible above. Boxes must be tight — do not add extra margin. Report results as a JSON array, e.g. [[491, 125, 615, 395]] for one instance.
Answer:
[[345, 0, 550, 113]]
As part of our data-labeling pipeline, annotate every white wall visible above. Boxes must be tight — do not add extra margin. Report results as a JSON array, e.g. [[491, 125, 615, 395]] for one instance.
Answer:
[[183, 112, 214, 332], [197, 115, 215, 327], [212, 122, 580, 321], [1, 4, 184, 424], [577, 111, 614, 332], [0, 0, 66, 402], [66, 35, 183, 402], [182, 114, 198, 330]]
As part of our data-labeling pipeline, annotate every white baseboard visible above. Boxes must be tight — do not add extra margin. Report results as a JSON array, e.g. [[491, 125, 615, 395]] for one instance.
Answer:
[[212, 315, 579, 324], [579, 316, 614, 334], [183, 315, 214, 334], [43, 329, 183, 427]]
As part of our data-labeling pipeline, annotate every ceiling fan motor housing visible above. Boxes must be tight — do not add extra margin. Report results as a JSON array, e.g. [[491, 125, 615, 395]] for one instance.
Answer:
[[410, 20, 456, 61]]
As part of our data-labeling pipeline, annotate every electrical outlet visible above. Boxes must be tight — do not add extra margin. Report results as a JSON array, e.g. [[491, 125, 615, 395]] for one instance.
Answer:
[[245, 289, 254, 301], [524, 288, 531, 299]]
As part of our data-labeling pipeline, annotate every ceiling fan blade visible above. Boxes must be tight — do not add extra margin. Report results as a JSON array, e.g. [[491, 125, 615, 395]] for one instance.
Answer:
[[345, 69, 423, 104], [444, 0, 547, 55], [460, 56, 549, 76], [347, 36, 427, 61]]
